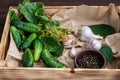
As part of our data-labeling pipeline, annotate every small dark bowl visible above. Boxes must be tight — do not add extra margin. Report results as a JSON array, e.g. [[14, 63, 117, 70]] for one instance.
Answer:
[[74, 49, 106, 69]]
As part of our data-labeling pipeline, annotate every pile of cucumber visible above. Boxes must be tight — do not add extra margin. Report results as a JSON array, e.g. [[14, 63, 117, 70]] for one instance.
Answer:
[[9, 0, 67, 68]]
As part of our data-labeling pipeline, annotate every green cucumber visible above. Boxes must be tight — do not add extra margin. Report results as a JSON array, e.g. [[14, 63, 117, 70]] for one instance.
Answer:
[[17, 29, 26, 44], [33, 39, 42, 61], [12, 19, 41, 33], [10, 26, 22, 49], [22, 48, 34, 67], [22, 33, 37, 49], [42, 48, 67, 68]]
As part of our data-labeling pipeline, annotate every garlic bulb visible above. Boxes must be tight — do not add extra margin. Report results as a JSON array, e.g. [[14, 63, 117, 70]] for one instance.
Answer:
[[69, 47, 77, 59], [87, 38, 102, 50], [80, 26, 103, 41]]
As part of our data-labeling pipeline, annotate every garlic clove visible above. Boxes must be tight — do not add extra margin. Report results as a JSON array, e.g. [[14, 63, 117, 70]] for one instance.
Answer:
[[63, 39, 73, 46], [87, 38, 102, 50], [69, 47, 77, 59], [74, 29, 80, 36], [92, 42, 102, 50]]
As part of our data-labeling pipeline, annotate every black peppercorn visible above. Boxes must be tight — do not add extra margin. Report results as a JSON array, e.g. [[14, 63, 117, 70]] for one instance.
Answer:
[[75, 49, 106, 69]]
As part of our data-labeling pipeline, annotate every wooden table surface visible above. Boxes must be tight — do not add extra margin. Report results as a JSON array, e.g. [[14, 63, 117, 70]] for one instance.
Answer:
[[0, 0, 120, 40]]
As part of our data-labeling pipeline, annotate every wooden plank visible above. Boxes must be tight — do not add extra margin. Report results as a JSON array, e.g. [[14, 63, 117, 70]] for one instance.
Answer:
[[0, 68, 120, 80], [0, 12, 10, 60], [0, 60, 6, 67]]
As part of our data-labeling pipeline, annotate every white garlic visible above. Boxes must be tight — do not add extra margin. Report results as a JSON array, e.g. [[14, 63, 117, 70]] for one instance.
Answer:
[[87, 38, 102, 50], [80, 26, 103, 41], [69, 47, 77, 59]]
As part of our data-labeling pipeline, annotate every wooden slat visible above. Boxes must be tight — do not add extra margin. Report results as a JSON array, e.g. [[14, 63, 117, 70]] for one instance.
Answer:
[[0, 12, 10, 60], [0, 68, 120, 80], [0, 60, 6, 67]]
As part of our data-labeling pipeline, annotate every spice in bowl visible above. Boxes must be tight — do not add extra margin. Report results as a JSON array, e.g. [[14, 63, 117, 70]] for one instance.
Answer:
[[74, 49, 106, 69]]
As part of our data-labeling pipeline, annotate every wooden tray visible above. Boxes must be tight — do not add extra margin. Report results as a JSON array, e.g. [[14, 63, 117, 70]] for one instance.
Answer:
[[0, 6, 120, 80]]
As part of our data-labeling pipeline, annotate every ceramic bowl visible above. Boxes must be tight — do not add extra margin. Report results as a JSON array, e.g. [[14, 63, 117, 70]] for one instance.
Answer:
[[74, 49, 106, 69]]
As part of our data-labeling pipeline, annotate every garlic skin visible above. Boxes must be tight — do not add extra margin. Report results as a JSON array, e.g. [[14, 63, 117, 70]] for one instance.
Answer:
[[80, 26, 103, 41], [69, 47, 77, 59], [87, 38, 102, 50], [74, 29, 80, 36], [62, 34, 76, 46]]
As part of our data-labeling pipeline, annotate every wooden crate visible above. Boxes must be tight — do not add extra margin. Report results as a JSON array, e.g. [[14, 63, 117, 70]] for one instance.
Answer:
[[0, 6, 120, 80]]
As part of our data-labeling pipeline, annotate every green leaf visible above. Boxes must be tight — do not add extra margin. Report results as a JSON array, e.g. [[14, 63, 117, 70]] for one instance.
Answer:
[[51, 44, 64, 57], [19, 2, 38, 24], [37, 16, 50, 23], [44, 20, 60, 30], [89, 24, 116, 38], [19, 1, 44, 24], [51, 20, 60, 27], [100, 46, 113, 62], [23, 0, 30, 4], [9, 10, 20, 22], [39, 34, 60, 52], [35, 8, 44, 16]]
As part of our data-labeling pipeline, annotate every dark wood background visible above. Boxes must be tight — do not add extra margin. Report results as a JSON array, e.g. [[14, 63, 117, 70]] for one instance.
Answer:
[[0, 0, 120, 39]]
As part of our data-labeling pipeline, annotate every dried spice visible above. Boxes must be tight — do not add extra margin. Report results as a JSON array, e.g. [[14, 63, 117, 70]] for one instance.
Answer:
[[77, 52, 105, 69]]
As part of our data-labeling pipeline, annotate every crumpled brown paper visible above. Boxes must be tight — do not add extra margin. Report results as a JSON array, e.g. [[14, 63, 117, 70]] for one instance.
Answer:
[[51, 4, 120, 68], [5, 33, 22, 67], [105, 33, 120, 58], [6, 4, 120, 68]]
